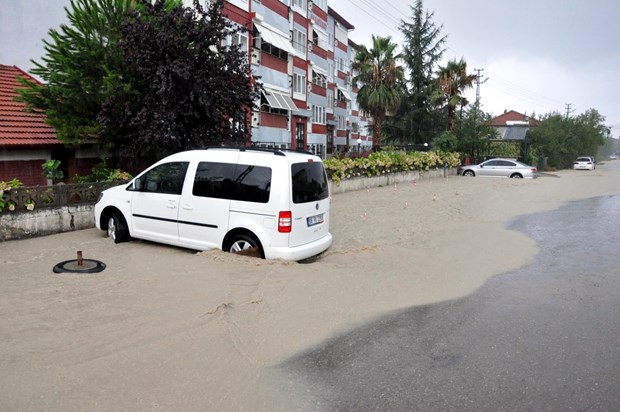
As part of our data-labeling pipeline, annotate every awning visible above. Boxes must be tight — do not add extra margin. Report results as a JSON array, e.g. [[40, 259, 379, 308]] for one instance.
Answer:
[[262, 89, 299, 111], [311, 64, 328, 76], [254, 22, 296, 55], [337, 85, 351, 101]]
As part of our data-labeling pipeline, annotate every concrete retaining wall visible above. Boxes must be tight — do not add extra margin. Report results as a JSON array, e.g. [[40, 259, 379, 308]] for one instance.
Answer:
[[329, 167, 456, 194], [1, 168, 457, 241], [0, 205, 95, 242]]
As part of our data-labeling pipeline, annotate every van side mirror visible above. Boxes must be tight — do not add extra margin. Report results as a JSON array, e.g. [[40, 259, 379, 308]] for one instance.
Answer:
[[132, 177, 143, 191]]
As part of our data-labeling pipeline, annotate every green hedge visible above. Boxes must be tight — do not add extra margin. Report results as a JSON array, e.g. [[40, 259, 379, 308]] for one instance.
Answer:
[[324, 151, 461, 184]]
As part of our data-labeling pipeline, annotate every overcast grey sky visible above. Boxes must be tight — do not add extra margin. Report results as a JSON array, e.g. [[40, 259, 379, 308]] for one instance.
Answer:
[[2, 0, 619, 135], [330, 0, 620, 135]]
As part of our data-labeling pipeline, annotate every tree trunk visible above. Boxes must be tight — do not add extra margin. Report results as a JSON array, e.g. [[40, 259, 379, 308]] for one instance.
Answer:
[[373, 113, 385, 151]]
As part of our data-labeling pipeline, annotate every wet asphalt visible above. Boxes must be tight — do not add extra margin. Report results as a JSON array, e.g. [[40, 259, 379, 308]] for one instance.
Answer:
[[283, 167, 620, 411]]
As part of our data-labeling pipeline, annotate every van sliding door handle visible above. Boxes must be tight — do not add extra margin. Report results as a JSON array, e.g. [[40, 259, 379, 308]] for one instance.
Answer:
[[182, 205, 194, 210]]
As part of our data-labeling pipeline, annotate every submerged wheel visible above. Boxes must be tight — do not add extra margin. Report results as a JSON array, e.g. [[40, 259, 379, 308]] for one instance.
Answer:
[[463, 170, 475, 177], [510, 173, 523, 179], [227, 234, 264, 258], [107, 212, 129, 244]]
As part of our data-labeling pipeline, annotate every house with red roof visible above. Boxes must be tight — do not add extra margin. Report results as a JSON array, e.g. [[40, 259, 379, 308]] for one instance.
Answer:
[[488, 110, 540, 141], [0, 64, 99, 186]]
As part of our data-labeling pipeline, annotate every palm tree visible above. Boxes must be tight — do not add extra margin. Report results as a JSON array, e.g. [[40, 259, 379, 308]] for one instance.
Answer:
[[434, 58, 477, 133], [351, 35, 404, 151]]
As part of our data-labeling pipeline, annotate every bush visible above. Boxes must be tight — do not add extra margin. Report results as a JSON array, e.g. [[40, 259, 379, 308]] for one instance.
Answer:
[[72, 158, 133, 183], [324, 150, 461, 184], [0, 179, 23, 212]]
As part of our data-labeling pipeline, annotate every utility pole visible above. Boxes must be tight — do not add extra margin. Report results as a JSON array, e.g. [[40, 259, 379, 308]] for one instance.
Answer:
[[474, 68, 487, 108], [565, 103, 574, 119], [473, 68, 488, 127]]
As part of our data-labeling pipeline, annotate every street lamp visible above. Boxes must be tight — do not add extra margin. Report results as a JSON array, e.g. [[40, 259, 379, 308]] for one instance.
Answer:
[[357, 138, 362, 154]]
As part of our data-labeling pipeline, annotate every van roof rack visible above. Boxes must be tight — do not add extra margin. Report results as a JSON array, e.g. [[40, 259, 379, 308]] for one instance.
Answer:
[[202, 146, 314, 156]]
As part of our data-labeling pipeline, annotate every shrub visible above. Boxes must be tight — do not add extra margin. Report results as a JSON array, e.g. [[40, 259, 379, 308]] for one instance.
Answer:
[[0, 179, 23, 212], [72, 158, 133, 183], [324, 150, 461, 184]]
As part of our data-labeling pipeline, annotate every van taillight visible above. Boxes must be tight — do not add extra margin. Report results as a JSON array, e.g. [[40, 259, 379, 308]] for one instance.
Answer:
[[278, 211, 292, 233]]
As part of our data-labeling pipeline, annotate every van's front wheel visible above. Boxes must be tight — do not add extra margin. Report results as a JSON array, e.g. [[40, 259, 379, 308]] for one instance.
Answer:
[[107, 212, 129, 244], [227, 234, 264, 258]]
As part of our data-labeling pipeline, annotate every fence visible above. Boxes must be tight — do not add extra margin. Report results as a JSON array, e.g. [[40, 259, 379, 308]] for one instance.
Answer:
[[1, 181, 125, 214]]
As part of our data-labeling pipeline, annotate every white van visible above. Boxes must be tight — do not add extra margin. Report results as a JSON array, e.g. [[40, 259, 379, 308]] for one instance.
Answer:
[[94, 148, 332, 261]]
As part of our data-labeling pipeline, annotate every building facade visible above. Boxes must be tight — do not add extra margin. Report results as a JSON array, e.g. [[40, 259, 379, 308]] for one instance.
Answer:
[[189, 0, 367, 158]]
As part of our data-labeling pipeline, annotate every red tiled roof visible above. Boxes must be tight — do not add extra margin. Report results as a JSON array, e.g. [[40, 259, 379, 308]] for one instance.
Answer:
[[488, 110, 540, 126], [0, 64, 61, 146]]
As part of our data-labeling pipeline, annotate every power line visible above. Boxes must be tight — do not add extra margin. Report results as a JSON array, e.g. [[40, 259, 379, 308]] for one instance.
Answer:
[[331, 0, 567, 115]]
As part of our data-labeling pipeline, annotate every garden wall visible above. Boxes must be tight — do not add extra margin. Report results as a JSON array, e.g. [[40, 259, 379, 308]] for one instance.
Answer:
[[0, 204, 95, 241], [329, 166, 455, 194]]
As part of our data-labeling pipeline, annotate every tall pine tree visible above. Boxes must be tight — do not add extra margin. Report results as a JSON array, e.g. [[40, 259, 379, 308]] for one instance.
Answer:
[[385, 0, 446, 145]]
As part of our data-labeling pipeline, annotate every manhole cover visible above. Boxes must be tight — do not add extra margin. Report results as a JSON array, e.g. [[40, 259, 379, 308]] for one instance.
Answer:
[[53, 251, 106, 273]]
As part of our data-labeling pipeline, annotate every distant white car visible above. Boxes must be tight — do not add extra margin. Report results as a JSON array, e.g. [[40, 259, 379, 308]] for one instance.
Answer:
[[573, 157, 596, 170], [458, 158, 538, 179]]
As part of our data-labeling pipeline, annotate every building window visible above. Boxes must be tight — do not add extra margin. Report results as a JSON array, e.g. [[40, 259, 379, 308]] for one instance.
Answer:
[[312, 105, 326, 125], [337, 115, 346, 130], [338, 57, 346, 72], [225, 31, 248, 51], [327, 89, 334, 111], [293, 73, 306, 98], [313, 0, 327, 10], [293, 0, 306, 9], [293, 28, 307, 54], [312, 71, 327, 88]]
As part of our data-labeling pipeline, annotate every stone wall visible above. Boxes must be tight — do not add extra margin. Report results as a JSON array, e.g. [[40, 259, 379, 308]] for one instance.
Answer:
[[0, 205, 95, 242]]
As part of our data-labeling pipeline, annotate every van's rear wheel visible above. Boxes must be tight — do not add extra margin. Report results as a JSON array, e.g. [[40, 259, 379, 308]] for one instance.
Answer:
[[227, 234, 264, 258]]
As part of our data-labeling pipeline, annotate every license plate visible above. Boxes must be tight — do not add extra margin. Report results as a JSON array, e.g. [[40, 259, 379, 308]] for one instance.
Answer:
[[307, 213, 324, 227]]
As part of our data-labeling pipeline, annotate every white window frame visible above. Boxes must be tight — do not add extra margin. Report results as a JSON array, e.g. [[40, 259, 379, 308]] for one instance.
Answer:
[[313, 0, 327, 11], [337, 115, 346, 130], [326, 89, 334, 112], [225, 31, 249, 51], [293, 0, 306, 10], [293, 72, 306, 99], [312, 105, 326, 125], [293, 28, 307, 55]]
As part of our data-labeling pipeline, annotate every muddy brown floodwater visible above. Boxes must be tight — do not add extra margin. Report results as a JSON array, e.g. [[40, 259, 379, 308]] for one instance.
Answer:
[[1, 162, 619, 411]]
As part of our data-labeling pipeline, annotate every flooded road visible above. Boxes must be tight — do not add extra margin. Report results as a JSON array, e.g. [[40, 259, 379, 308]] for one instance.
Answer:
[[284, 172, 620, 410]]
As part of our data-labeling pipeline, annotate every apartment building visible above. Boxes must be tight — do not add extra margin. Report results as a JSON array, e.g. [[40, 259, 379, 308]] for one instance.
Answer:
[[188, 0, 365, 158]]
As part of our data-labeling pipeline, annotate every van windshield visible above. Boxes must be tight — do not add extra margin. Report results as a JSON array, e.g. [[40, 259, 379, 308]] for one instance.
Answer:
[[291, 162, 329, 204]]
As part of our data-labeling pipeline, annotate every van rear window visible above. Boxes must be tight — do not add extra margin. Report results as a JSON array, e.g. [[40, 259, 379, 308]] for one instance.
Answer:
[[291, 162, 329, 204], [193, 162, 271, 203]]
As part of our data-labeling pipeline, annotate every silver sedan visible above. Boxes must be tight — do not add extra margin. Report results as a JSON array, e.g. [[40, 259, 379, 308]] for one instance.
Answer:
[[459, 158, 538, 179]]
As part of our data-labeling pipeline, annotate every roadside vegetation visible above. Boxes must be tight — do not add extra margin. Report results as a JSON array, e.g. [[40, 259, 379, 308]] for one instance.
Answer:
[[324, 150, 461, 184]]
